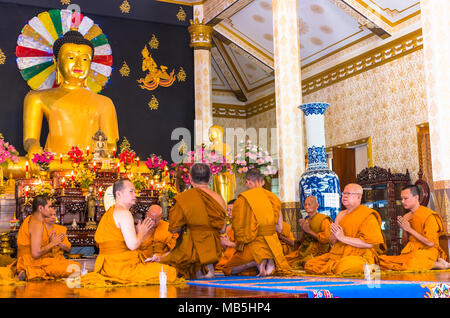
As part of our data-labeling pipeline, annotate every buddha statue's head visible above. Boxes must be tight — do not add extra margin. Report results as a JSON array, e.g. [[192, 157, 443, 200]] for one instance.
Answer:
[[53, 31, 94, 88], [208, 125, 224, 143]]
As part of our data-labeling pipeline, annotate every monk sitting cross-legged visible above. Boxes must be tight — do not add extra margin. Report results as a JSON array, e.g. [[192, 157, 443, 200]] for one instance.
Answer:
[[285, 195, 332, 269], [138, 204, 179, 262], [304, 183, 386, 276], [161, 163, 227, 279], [43, 209, 72, 259], [16, 195, 80, 281], [221, 169, 292, 277], [82, 179, 178, 285], [379, 185, 450, 271]]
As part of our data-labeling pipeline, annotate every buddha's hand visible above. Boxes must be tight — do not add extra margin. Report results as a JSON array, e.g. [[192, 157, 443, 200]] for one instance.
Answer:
[[24, 139, 42, 161]]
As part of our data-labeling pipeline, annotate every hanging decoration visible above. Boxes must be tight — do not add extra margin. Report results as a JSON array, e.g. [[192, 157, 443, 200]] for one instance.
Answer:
[[15, 9, 113, 93]]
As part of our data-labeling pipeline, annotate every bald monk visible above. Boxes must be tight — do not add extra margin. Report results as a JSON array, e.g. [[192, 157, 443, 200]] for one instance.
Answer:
[[304, 183, 386, 276], [161, 163, 227, 279], [43, 209, 71, 258], [285, 195, 332, 269], [16, 195, 79, 280], [221, 169, 291, 277], [138, 204, 179, 262], [85, 179, 177, 284], [379, 185, 450, 271]]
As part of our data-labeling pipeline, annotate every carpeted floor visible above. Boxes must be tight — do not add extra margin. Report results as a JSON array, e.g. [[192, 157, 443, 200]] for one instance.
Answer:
[[187, 272, 450, 298]]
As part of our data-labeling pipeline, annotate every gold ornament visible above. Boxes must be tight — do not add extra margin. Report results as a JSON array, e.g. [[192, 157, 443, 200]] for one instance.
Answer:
[[148, 95, 159, 110], [0, 49, 5, 65], [149, 34, 159, 50], [176, 6, 186, 22], [119, 61, 130, 77], [188, 19, 213, 50], [120, 0, 131, 14], [119, 137, 132, 153], [176, 67, 186, 82], [178, 139, 188, 155], [60, 0, 70, 5]]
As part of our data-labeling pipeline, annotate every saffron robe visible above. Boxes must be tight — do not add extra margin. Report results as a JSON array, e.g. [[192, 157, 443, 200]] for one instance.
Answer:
[[138, 220, 179, 259], [285, 213, 332, 269], [221, 188, 291, 276], [379, 206, 447, 271], [83, 207, 177, 284], [161, 188, 227, 279], [279, 221, 296, 255], [48, 224, 71, 258], [16, 215, 79, 280], [304, 205, 386, 275]]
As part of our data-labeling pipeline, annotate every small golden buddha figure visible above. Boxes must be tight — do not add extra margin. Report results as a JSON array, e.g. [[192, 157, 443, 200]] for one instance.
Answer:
[[208, 125, 236, 204], [7, 30, 119, 177]]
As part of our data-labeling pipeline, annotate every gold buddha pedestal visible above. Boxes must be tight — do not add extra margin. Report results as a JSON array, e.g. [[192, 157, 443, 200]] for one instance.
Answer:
[[208, 125, 236, 203]]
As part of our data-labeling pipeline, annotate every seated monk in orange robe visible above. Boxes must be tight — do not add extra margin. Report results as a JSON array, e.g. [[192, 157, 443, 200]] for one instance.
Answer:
[[43, 209, 71, 258], [216, 199, 239, 272], [285, 195, 332, 269], [16, 195, 80, 281], [138, 204, 178, 262], [278, 221, 296, 255], [82, 179, 178, 285], [304, 184, 386, 276], [161, 163, 227, 279], [379, 185, 450, 271], [221, 169, 292, 277]]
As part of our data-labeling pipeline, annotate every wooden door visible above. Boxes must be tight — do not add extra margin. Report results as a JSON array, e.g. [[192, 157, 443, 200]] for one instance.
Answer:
[[332, 147, 356, 192]]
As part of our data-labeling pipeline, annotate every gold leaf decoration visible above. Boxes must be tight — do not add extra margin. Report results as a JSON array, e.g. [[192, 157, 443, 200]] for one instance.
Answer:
[[149, 34, 159, 50], [120, 0, 131, 14], [148, 95, 159, 110], [119, 61, 130, 77], [177, 67, 186, 82], [177, 6, 186, 22], [0, 49, 5, 65], [60, 0, 70, 5], [178, 139, 188, 155]]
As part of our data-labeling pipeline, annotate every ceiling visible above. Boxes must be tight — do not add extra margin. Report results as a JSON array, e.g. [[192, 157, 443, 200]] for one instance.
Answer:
[[208, 0, 421, 103]]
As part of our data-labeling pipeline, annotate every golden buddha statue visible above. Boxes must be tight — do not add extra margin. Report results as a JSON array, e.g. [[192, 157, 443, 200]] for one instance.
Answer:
[[208, 125, 236, 204], [7, 30, 119, 178]]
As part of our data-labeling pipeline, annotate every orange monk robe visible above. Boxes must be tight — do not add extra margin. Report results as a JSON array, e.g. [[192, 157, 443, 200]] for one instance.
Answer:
[[285, 213, 332, 269], [161, 188, 227, 279], [216, 224, 236, 271], [138, 220, 179, 259], [16, 215, 79, 280], [279, 221, 296, 255], [221, 188, 292, 276], [82, 207, 178, 285], [48, 224, 71, 258], [304, 205, 386, 276], [379, 206, 448, 271]]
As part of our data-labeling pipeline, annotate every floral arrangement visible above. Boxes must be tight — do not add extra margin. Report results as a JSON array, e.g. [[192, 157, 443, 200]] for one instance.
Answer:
[[33, 182, 54, 197], [0, 135, 19, 168], [118, 149, 136, 165], [67, 146, 84, 164], [165, 184, 178, 199], [145, 154, 168, 176], [131, 173, 147, 191], [233, 140, 277, 182], [75, 168, 94, 189], [31, 151, 55, 171]]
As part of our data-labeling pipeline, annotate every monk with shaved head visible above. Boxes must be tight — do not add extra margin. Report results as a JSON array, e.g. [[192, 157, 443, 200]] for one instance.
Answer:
[[139, 204, 179, 262], [304, 183, 386, 275]]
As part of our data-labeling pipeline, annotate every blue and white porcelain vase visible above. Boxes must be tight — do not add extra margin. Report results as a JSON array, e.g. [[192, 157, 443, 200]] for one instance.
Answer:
[[298, 102, 341, 220]]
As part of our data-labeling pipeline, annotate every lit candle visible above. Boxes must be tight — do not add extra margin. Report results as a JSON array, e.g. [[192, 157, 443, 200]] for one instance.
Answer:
[[150, 180, 154, 190], [86, 146, 90, 157], [62, 177, 66, 189], [60, 154, 63, 164], [113, 148, 116, 157], [25, 186, 29, 198], [98, 187, 103, 198], [165, 166, 168, 176], [117, 162, 120, 174], [25, 161, 29, 173], [136, 157, 140, 167], [93, 162, 97, 173], [71, 171, 74, 183]]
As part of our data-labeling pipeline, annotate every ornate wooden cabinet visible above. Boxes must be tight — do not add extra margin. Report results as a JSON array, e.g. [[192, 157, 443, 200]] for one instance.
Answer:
[[357, 166, 411, 255]]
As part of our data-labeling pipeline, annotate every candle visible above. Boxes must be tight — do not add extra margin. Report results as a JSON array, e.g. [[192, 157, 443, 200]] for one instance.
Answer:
[[71, 171, 74, 183], [93, 162, 97, 173], [25, 186, 29, 198], [86, 146, 90, 157], [62, 177, 66, 189], [136, 157, 140, 167], [60, 154, 63, 164], [25, 161, 29, 172], [150, 180, 154, 191], [117, 162, 120, 174], [98, 187, 103, 198], [113, 148, 116, 157]]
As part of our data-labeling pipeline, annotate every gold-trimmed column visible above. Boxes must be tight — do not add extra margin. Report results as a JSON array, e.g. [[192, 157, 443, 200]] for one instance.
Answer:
[[272, 0, 304, 234], [188, 7, 214, 147], [421, 0, 450, 233]]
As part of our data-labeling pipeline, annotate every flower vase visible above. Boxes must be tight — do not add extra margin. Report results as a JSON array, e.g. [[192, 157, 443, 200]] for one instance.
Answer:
[[298, 103, 341, 221], [38, 169, 48, 180]]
